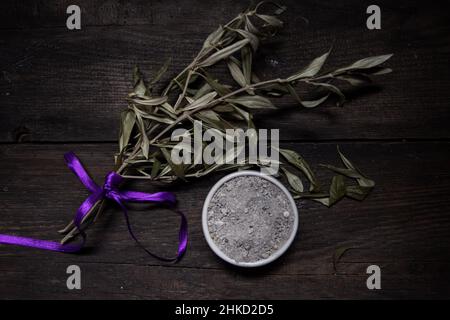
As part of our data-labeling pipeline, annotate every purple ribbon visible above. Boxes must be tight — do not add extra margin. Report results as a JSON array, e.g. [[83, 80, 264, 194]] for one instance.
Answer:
[[0, 152, 188, 262]]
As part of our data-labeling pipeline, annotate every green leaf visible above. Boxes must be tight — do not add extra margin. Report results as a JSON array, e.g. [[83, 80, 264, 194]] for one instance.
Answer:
[[226, 95, 275, 109], [288, 50, 330, 81], [281, 167, 304, 193], [279, 148, 320, 192], [198, 39, 250, 67], [119, 110, 136, 152]]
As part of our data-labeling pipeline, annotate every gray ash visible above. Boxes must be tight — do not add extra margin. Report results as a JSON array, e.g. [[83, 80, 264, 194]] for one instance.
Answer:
[[207, 175, 295, 263]]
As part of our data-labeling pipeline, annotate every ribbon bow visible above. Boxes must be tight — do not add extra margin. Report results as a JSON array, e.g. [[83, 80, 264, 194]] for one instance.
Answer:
[[0, 152, 188, 262]]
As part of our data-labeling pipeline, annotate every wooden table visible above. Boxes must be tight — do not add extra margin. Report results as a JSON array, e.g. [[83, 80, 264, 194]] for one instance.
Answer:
[[1, 0, 449, 299]]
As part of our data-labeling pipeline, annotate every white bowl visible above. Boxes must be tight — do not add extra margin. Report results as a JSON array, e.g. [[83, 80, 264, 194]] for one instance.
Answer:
[[202, 170, 299, 267]]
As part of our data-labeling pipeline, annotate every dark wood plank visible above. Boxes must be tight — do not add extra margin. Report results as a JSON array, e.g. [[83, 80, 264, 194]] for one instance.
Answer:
[[1, 142, 449, 298], [0, 0, 449, 142]]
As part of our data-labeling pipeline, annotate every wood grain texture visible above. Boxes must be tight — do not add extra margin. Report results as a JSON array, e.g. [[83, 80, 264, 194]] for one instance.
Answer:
[[1, 0, 449, 300], [0, 0, 449, 142], [1, 142, 449, 299]]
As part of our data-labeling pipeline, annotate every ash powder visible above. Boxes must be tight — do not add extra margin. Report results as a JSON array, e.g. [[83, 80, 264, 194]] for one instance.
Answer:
[[207, 176, 295, 263]]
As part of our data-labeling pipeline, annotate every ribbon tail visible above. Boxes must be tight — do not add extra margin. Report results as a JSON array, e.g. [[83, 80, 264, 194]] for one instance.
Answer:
[[0, 183, 101, 254], [176, 210, 188, 260], [64, 152, 101, 193], [111, 194, 187, 262], [119, 190, 176, 204], [0, 234, 84, 253]]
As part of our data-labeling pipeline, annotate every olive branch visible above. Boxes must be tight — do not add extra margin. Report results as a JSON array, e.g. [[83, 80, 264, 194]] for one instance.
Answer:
[[59, 2, 392, 243]]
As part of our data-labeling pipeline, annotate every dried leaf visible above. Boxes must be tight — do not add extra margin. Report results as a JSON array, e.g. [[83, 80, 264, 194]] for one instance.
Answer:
[[183, 92, 218, 111], [279, 148, 320, 192], [134, 79, 147, 97], [134, 112, 150, 159], [337, 146, 375, 187], [256, 14, 283, 27], [288, 50, 330, 81], [226, 95, 275, 109], [140, 114, 174, 125], [329, 175, 346, 206], [287, 84, 329, 108], [148, 58, 171, 91], [281, 167, 304, 193], [245, 15, 260, 35], [333, 54, 393, 74], [345, 185, 371, 201], [198, 39, 250, 67], [119, 110, 136, 152], [196, 110, 225, 130], [308, 82, 345, 106], [241, 46, 253, 85], [227, 59, 247, 87], [233, 105, 255, 128], [336, 74, 371, 86], [235, 29, 259, 51], [202, 25, 225, 49], [161, 148, 185, 179], [370, 67, 392, 75], [193, 83, 213, 100], [333, 246, 353, 273], [320, 164, 364, 179], [131, 96, 168, 106], [201, 71, 233, 95], [151, 158, 161, 178]]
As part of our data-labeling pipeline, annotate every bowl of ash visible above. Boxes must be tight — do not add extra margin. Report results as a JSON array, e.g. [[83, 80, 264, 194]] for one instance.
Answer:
[[202, 170, 299, 267]]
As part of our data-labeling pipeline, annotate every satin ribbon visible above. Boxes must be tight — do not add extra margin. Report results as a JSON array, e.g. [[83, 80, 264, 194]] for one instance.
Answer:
[[0, 152, 188, 262]]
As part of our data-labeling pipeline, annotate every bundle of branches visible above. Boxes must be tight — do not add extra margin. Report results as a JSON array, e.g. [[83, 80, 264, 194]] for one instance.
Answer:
[[60, 2, 392, 242]]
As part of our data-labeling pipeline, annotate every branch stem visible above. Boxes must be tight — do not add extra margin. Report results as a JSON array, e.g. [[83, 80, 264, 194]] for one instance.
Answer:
[[150, 78, 284, 144]]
